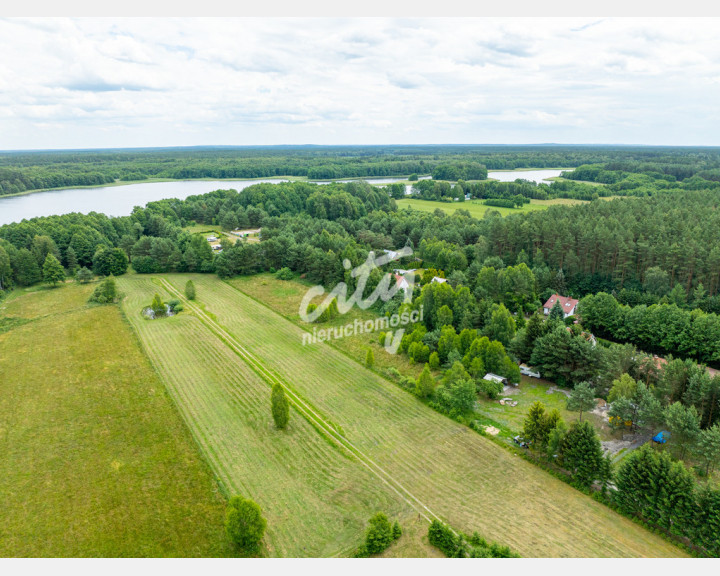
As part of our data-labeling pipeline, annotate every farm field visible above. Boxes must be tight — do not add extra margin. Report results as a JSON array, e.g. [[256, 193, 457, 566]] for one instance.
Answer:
[[0, 284, 230, 557], [117, 275, 414, 557], [228, 274, 611, 439], [395, 197, 586, 218], [163, 273, 684, 557]]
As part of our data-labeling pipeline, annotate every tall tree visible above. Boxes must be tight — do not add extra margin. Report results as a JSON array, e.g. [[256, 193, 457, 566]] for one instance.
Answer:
[[664, 402, 701, 459], [566, 381, 596, 422], [415, 364, 436, 398], [271, 383, 290, 429], [42, 253, 65, 286], [695, 423, 720, 476], [559, 420, 606, 489]]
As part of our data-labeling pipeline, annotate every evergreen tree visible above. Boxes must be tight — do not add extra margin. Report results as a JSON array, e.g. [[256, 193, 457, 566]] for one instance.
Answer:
[[225, 496, 267, 554], [696, 424, 720, 476], [271, 383, 290, 429], [75, 266, 94, 284], [185, 279, 197, 300], [559, 420, 605, 489], [614, 445, 695, 533], [664, 402, 701, 458], [42, 253, 65, 286], [549, 299, 565, 323], [64, 246, 78, 275], [566, 381, 596, 421], [428, 351, 440, 370], [523, 401, 548, 447], [366, 348, 375, 369]]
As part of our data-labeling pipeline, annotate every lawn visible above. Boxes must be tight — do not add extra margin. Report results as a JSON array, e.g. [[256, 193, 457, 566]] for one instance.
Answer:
[[0, 284, 231, 557], [117, 275, 413, 558], [164, 273, 683, 557], [395, 197, 586, 218]]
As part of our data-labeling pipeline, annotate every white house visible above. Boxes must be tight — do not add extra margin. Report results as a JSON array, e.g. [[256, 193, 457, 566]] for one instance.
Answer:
[[543, 294, 579, 318]]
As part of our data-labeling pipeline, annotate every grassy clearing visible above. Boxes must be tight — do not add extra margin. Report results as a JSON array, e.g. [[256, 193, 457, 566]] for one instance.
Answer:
[[0, 285, 230, 557], [175, 273, 683, 557], [117, 275, 414, 557], [0, 281, 94, 321], [395, 197, 586, 218]]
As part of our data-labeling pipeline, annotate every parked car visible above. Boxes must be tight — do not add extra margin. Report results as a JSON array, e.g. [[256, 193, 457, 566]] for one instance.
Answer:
[[513, 435, 529, 449]]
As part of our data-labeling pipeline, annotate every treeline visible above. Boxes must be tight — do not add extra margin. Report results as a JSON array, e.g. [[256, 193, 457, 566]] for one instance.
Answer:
[[579, 292, 720, 364], [5, 144, 719, 196]]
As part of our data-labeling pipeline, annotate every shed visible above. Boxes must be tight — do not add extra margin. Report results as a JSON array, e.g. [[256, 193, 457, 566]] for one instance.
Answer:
[[483, 373, 509, 386]]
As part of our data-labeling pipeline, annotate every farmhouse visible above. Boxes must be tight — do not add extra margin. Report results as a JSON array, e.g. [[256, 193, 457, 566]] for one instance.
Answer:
[[393, 274, 411, 293], [543, 294, 579, 318]]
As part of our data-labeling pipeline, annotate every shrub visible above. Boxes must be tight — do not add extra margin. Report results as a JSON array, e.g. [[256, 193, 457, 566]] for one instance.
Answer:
[[271, 383, 290, 429], [75, 266, 94, 284], [185, 279, 196, 300], [88, 276, 118, 304], [364, 513, 394, 555], [225, 496, 267, 554], [366, 348, 375, 368], [275, 267, 294, 280]]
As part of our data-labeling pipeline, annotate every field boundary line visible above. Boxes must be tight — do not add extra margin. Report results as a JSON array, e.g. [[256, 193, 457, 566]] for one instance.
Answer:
[[158, 277, 446, 528]]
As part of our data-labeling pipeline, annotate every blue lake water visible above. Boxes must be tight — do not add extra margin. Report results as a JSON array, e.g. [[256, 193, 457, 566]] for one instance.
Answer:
[[0, 171, 560, 226]]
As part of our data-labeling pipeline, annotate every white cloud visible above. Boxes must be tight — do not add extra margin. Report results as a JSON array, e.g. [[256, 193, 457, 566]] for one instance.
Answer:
[[0, 17, 719, 148]]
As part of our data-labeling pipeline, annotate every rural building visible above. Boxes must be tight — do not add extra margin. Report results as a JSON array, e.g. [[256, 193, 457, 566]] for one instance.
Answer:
[[206, 236, 218, 242], [431, 276, 447, 284], [393, 274, 411, 293], [483, 373, 509, 386], [543, 294, 579, 318]]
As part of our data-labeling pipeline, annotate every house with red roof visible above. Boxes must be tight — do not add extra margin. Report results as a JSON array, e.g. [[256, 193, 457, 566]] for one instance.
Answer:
[[543, 294, 579, 318]]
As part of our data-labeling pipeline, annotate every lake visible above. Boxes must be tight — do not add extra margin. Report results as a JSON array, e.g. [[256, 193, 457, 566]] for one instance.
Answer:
[[487, 169, 565, 183], [0, 172, 560, 226], [0, 176, 425, 226]]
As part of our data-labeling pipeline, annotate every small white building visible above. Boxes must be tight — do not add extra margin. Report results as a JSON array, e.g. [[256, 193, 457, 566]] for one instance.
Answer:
[[206, 236, 218, 242], [483, 373, 510, 386], [431, 276, 447, 284]]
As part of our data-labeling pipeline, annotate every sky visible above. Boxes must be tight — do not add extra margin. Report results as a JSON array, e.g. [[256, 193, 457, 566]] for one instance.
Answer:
[[1, 17, 720, 150]]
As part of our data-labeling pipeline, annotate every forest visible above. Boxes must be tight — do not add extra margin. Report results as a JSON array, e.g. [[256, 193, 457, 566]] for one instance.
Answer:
[[2, 144, 720, 196]]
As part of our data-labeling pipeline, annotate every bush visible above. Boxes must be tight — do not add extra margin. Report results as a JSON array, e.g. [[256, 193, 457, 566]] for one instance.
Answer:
[[88, 276, 118, 304], [185, 279, 196, 300], [364, 513, 394, 555], [167, 299, 182, 313], [225, 496, 267, 554], [275, 267, 294, 280]]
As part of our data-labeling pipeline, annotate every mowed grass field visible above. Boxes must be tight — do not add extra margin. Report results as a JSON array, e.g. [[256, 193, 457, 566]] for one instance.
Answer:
[[395, 197, 585, 218], [156, 273, 683, 557], [0, 283, 231, 557], [117, 275, 416, 557]]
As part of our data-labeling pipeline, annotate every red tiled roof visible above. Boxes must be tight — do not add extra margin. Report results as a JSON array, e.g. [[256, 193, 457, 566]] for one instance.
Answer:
[[543, 294, 579, 312]]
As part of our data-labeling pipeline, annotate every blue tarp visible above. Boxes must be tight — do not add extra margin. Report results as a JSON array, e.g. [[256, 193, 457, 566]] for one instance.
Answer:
[[653, 431, 670, 444]]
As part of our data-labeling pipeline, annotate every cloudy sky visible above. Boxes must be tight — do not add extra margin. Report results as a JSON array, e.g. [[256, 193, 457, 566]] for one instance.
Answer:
[[1, 17, 719, 150]]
